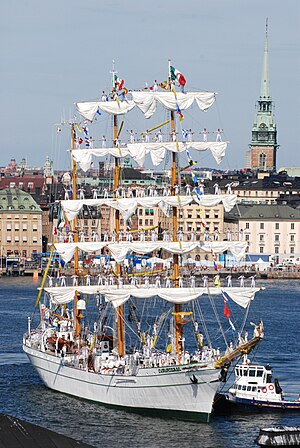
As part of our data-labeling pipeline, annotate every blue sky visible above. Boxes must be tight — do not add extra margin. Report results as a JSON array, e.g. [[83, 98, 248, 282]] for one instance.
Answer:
[[1, 0, 299, 172]]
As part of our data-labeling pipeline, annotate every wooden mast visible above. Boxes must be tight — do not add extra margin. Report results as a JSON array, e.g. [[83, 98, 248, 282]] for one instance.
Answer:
[[169, 60, 183, 355], [111, 62, 125, 358], [71, 124, 81, 338]]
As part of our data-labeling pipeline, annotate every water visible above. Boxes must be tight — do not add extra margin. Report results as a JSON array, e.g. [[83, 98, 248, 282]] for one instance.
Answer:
[[0, 277, 299, 448]]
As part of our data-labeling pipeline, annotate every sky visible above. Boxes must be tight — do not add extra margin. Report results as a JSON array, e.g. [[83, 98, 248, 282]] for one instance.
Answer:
[[0, 0, 299, 172]]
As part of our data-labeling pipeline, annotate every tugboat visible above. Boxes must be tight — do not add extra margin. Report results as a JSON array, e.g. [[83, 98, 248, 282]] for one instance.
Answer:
[[226, 357, 300, 410]]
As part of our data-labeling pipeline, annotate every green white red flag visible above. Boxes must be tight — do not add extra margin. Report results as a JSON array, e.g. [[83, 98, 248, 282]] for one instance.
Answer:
[[170, 66, 186, 86]]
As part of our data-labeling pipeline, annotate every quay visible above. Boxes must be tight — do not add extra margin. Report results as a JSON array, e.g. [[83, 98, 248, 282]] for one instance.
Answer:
[[0, 413, 95, 448]]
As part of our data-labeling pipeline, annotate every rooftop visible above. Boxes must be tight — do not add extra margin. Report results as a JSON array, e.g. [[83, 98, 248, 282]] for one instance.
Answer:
[[0, 188, 42, 213]]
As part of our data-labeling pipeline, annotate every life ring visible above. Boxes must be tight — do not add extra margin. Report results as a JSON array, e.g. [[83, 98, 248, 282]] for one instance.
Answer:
[[262, 387, 267, 393], [268, 384, 274, 391]]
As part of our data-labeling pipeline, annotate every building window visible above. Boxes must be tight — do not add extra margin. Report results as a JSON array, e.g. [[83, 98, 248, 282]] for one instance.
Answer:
[[7, 237, 12, 243], [259, 153, 267, 171], [139, 219, 142, 226], [291, 223, 295, 230], [259, 246, 264, 253], [150, 219, 153, 226], [274, 234, 279, 241], [290, 235, 295, 242], [23, 237, 27, 242], [245, 222, 249, 229], [275, 223, 279, 230], [259, 235, 264, 241], [274, 246, 279, 254], [245, 234, 250, 241], [28, 182, 34, 189], [145, 219, 149, 226], [139, 209, 143, 216], [10, 182, 15, 188], [33, 237, 38, 243], [290, 247, 295, 254], [260, 223, 264, 230], [205, 210, 210, 219], [15, 236, 19, 242]]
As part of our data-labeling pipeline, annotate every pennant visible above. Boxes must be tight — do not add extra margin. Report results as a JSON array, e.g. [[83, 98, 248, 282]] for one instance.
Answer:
[[228, 318, 236, 332], [114, 75, 125, 90], [213, 261, 219, 272], [170, 66, 186, 86], [96, 109, 102, 116], [56, 127, 62, 134], [176, 103, 184, 122], [57, 205, 65, 230], [221, 289, 230, 303], [75, 124, 82, 133], [82, 126, 89, 136], [159, 81, 168, 90], [182, 129, 188, 139], [224, 304, 230, 319]]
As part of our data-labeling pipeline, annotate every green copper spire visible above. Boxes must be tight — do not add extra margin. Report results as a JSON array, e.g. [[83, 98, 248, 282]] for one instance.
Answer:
[[260, 18, 270, 99], [249, 18, 278, 172]]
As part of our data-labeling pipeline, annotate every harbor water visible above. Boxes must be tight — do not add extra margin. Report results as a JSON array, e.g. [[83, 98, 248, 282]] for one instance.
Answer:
[[0, 277, 299, 448]]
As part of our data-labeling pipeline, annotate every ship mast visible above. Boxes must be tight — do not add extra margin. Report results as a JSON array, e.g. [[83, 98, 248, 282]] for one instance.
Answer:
[[168, 60, 183, 355], [71, 123, 81, 337], [111, 61, 125, 358]]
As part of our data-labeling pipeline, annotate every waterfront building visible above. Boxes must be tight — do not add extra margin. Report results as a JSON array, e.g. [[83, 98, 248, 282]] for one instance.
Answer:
[[0, 188, 42, 258], [225, 204, 300, 264]]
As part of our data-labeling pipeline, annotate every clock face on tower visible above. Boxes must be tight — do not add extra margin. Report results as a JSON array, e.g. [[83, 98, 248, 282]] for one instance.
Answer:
[[259, 123, 267, 129]]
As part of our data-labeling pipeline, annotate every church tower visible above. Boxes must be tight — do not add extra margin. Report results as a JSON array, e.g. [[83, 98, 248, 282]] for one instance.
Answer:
[[249, 19, 278, 172]]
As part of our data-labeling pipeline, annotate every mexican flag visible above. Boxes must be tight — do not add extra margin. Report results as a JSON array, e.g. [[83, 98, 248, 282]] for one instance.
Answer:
[[170, 66, 186, 86]]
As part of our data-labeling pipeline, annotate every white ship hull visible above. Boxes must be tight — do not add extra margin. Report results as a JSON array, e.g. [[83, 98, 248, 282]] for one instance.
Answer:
[[23, 344, 220, 422]]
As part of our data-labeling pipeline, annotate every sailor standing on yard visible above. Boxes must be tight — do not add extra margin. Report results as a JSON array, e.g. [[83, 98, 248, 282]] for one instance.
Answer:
[[190, 275, 196, 288], [165, 275, 171, 288], [249, 275, 256, 288], [155, 275, 161, 288], [47, 275, 53, 287], [226, 274, 232, 287], [238, 275, 245, 287]]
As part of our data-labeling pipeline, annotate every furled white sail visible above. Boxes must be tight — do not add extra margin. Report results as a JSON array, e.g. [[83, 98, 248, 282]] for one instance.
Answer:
[[53, 241, 247, 264], [76, 100, 135, 121], [131, 91, 216, 118], [72, 148, 130, 172], [43, 285, 261, 309], [60, 194, 237, 222], [72, 141, 227, 171]]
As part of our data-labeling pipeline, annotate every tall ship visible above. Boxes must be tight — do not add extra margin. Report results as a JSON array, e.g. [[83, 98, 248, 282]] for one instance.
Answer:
[[23, 62, 264, 422]]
